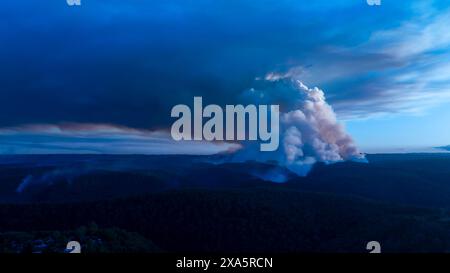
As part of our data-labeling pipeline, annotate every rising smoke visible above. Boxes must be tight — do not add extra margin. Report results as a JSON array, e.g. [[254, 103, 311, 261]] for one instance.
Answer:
[[16, 168, 91, 193], [232, 75, 366, 176]]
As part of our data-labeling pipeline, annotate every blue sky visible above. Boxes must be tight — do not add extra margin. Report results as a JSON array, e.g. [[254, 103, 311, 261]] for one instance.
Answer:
[[1, 0, 450, 154]]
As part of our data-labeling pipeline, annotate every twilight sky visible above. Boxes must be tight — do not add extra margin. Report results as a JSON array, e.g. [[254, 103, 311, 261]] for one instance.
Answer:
[[1, 0, 450, 154]]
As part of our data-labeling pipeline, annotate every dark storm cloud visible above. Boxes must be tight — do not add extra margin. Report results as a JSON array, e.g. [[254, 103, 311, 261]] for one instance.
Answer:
[[0, 0, 410, 129], [1, 0, 450, 130]]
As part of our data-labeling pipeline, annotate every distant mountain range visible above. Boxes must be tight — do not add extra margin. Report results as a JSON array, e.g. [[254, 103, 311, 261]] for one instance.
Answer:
[[2, 153, 450, 208], [436, 145, 450, 151]]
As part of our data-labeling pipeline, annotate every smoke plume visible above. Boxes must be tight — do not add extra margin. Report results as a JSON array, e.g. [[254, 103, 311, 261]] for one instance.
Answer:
[[233, 76, 366, 176], [16, 168, 92, 193]]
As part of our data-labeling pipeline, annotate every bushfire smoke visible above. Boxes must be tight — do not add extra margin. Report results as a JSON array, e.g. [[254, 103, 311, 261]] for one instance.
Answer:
[[232, 75, 366, 176]]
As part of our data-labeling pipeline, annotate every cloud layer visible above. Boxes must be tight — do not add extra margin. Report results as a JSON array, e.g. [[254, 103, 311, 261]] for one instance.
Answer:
[[1, 1, 450, 128], [0, 123, 239, 155], [1, 1, 450, 152]]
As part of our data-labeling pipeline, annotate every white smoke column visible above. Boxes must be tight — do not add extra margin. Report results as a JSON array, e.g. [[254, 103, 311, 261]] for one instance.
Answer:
[[236, 76, 366, 176]]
